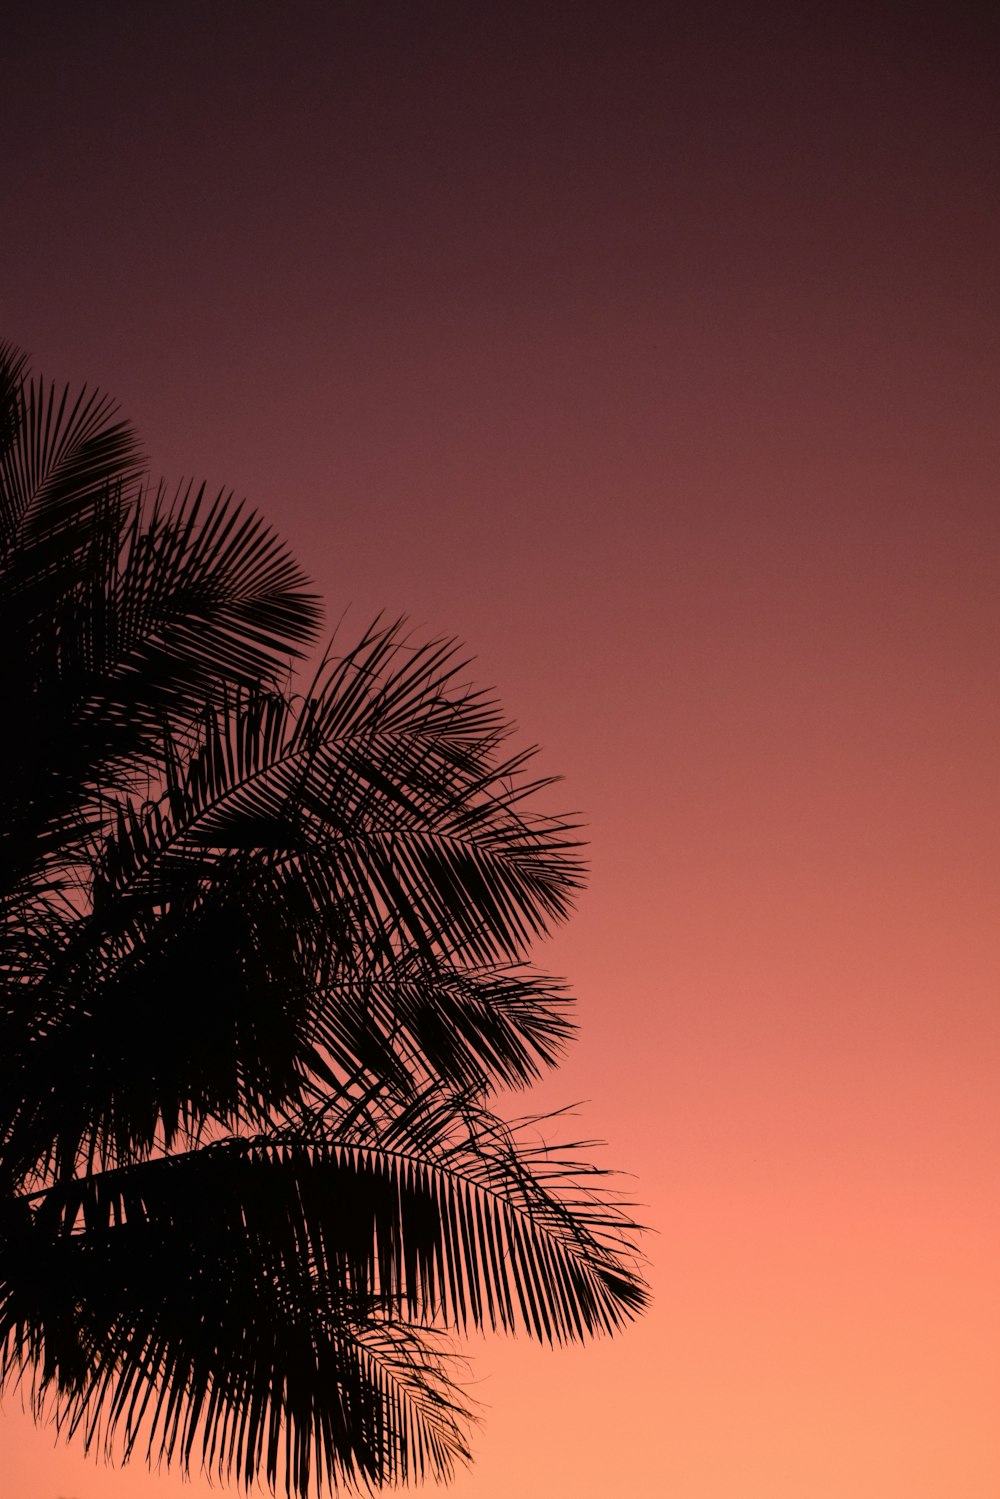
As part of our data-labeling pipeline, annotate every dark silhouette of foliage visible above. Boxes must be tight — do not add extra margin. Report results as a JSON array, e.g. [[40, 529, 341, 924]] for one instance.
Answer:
[[0, 343, 646, 1495]]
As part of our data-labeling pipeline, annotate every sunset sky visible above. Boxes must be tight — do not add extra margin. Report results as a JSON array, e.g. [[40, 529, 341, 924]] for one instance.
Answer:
[[3, 4, 998, 1496]]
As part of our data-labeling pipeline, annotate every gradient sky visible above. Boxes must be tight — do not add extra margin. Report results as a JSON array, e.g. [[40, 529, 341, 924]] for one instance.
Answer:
[[3, 4, 999, 1496]]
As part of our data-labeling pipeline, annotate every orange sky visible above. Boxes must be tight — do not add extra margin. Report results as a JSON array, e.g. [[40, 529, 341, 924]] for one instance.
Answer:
[[3, 5, 998, 1496]]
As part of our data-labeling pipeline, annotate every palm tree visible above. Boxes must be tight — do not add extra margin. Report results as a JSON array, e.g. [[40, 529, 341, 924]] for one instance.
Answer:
[[0, 343, 646, 1496]]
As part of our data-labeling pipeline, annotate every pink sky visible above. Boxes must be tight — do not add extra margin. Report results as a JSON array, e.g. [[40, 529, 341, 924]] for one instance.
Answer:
[[3, 5, 998, 1496]]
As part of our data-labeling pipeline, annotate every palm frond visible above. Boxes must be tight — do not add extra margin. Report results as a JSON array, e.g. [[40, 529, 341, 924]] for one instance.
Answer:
[[304, 959, 575, 1099], [0, 372, 143, 565], [1, 1085, 646, 1494], [0, 353, 320, 900], [111, 481, 322, 699], [0, 1183, 472, 1494], [94, 625, 583, 959], [12, 1093, 646, 1342]]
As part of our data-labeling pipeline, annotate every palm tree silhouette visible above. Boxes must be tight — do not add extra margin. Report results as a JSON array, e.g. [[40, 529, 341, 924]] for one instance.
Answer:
[[0, 344, 646, 1495]]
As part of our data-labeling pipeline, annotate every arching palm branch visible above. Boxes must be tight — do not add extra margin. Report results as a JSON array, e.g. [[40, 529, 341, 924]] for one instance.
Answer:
[[0, 344, 647, 1495]]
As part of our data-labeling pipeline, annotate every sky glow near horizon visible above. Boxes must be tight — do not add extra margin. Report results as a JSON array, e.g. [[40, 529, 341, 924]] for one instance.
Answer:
[[2, 4, 998, 1496]]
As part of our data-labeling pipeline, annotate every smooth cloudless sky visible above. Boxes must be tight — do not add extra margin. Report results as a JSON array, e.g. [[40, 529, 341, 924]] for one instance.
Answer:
[[3, 4, 998, 1496]]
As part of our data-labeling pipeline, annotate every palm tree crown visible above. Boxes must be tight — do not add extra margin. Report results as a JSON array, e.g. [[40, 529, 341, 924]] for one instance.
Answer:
[[0, 343, 647, 1495]]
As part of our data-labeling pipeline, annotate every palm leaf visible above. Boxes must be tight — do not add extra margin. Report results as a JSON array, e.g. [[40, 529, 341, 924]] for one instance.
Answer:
[[2, 1090, 645, 1494], [0, 352, 320, 902], [94, 624, 582, 960], [1, 1184, 471, 1494]]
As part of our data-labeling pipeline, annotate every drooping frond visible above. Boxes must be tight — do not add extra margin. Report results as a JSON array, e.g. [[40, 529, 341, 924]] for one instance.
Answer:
[[0, 1090, 646, 1494], [0, 1181, 473, 1494]]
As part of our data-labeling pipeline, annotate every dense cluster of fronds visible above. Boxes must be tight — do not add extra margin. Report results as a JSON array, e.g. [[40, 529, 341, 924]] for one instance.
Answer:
[[0, 343, 646, 1495]]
